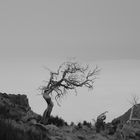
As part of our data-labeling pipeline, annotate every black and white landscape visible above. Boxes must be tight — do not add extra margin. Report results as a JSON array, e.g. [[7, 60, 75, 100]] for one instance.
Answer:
[[0, 1, 140, 140]]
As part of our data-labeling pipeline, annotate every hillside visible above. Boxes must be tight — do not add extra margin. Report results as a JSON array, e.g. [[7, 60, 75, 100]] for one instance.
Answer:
[[0, 92, 140, 140], [0, 92, 108, 140]]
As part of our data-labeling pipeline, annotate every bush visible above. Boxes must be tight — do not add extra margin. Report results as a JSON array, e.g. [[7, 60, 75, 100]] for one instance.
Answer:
[[47, 115, 68, 127], [83, 120, 92, 128], [95, 120, 105, 133], [0, 118, 47, 140], [77, 122, 82, 129]]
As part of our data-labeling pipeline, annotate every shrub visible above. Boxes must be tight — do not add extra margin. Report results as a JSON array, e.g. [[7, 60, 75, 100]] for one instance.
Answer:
[[83, 120, 92, 128], [0, 118, 46, 140], [47, 115, 68, 127], [77, 122, 82, 129]]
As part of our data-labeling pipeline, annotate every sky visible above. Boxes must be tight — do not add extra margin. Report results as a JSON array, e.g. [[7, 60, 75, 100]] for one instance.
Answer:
[[0, 0, 140, 124]]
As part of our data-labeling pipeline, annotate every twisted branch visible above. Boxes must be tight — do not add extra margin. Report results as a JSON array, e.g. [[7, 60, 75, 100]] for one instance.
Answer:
[[42, 61, 100, 103]]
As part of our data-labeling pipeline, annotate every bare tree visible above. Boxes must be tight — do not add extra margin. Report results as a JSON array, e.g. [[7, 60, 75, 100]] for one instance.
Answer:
[[129, 94, 139, 122], [40, 61, 100, 125]]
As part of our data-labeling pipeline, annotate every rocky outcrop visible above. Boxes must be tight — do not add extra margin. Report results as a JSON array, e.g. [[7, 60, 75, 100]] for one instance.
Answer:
[[0, 92, 48, 140], [0, 92, 40, 123]]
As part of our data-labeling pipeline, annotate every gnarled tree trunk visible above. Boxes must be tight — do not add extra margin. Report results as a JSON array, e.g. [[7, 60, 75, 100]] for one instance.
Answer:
[[41, 93, 54, 125], [129, 105, 134, 122], [40, 61, 99, 125]]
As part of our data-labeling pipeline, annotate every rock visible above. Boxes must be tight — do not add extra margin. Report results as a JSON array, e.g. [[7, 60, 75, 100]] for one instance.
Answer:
[[46, 124, 59, 131], [0, 92, 40, 122], [35, 123, 49, 131], [77, 134, 85, 140], [35, 123, 59, 133], [28, 119, 37, 125], [9, 94, 30, 109]]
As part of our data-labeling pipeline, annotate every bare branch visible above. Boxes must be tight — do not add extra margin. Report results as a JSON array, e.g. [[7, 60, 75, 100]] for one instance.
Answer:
[[97, 111, 108, 119], [42, 61, 100, 104], [129, 94, 139, 106]]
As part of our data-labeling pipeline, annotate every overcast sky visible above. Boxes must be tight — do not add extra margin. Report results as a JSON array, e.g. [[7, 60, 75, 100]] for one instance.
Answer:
[[0, 0, 140, 123]]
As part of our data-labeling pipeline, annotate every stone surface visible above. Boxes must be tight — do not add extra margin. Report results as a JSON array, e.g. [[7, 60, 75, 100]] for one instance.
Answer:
[[0, 92, 39, 122]]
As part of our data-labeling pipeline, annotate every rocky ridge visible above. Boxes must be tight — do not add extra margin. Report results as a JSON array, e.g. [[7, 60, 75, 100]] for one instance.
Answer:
[[0, 92, 40, 122]]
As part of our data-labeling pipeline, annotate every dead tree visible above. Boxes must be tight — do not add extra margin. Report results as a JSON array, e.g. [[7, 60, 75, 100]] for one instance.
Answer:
[[128, 95, 139, 123], [40, 61, 100, 125], [95, 111, 108, 132]]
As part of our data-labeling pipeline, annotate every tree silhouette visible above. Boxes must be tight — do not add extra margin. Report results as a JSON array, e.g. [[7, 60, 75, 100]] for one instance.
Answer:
[[129, 94, 139, 123], [40, 61, 100, 125], [95, 111, 108, 132]]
